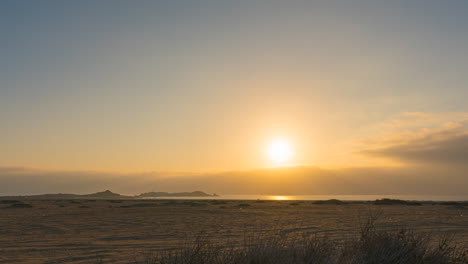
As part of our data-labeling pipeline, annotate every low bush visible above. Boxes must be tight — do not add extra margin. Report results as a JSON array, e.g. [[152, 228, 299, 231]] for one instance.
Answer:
[[312, 199, 347, 205], [7, 203, 33, 209], [0, 200, 20, 204], [373, 198, 422, 206], [439, 201, 468, 206]]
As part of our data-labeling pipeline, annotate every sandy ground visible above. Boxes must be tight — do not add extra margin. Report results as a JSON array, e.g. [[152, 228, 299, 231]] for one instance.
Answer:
[[0, 199, 467, 263]]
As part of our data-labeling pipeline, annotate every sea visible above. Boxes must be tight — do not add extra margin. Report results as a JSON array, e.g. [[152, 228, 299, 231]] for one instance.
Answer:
[[143, 194, 468, 201]]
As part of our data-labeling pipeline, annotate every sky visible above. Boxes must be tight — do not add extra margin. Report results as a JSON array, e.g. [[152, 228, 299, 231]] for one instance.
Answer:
[[1, 1, 468, 195]]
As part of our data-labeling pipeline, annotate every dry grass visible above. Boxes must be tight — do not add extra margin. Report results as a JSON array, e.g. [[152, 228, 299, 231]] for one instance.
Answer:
[[2, 200, 467, 263], [154, 232, 334, 264], [338, 211, 467, 264], [139, 214, 467, 264]]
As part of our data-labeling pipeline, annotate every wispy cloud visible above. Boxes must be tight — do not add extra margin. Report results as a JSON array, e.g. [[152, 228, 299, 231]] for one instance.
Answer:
[[358, 112, 468, 166]]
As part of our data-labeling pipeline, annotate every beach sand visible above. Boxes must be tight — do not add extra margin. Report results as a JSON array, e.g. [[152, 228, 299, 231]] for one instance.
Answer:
[[1, 199, 467, 263]]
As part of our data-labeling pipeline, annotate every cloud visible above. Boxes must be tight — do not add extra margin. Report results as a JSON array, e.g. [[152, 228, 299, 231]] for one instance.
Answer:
[[355, 111, 468, 167], [377, 112, 468, 130], [1, 112, 467, 196], [363, 132, 468, 166]]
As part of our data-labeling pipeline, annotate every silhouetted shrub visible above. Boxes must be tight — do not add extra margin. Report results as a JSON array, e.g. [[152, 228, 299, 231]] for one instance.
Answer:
[[373, 198, 422, 206], [439, 201, 468, 206], [0, 200, 20, 204], [119, 203, 159, 208], [7, 203, 33, 209], [312, 199, 347, 205], [210, 200, 227, 205]]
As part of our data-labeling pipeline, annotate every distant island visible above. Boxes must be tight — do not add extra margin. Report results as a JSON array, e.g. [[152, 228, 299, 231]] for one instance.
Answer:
[[0, 190, 218, 200], [137, 191, 218, 198]]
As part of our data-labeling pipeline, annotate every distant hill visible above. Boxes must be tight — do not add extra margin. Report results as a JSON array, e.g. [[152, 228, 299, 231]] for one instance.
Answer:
[[82, 190, 124, 198], [137, 191, 218, 198], [0, 190, 218, 200], [0, 190, 129, 200]]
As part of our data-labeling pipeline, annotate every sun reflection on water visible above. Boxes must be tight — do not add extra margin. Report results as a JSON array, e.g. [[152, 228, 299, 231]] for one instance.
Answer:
[[270, 196, 289, 200]]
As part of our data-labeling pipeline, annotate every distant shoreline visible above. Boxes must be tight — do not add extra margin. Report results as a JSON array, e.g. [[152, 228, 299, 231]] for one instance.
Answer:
[[0, 190, 218, 200], [0, 191, 467, 203]]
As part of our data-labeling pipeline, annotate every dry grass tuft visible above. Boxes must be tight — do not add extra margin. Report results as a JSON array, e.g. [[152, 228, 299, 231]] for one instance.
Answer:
[[143, 214, 467, 264], [338, 211, 467, 264]]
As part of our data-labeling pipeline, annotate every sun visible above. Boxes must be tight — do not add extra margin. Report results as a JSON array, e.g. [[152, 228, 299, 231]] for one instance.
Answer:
[[267, 139, 293, 165]]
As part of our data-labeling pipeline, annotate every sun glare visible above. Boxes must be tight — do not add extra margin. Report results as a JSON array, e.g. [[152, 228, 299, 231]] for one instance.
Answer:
[[271, 196, 289, 200], [267, 139, 293, 165]]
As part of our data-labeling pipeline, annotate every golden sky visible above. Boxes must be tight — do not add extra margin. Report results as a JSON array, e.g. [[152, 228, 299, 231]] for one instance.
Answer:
[[1, 1, 468, 194]]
